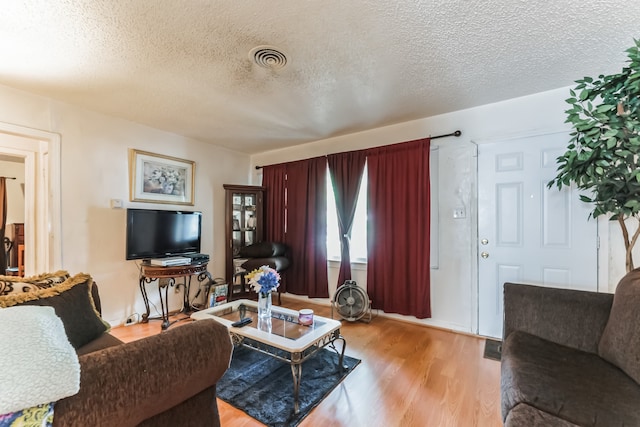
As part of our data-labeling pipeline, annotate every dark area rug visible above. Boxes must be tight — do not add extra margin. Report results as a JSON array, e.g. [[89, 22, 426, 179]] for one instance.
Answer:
[[484, 338, 502, 361], [217, 345, 361, 427]]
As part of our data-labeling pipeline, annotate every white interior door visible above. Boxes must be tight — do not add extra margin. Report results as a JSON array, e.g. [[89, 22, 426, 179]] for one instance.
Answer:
[[477, 131, 598, 338]]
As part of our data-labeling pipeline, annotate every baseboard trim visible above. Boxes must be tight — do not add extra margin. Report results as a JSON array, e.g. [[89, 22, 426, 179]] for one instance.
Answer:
[[280, 293, 475, 337]]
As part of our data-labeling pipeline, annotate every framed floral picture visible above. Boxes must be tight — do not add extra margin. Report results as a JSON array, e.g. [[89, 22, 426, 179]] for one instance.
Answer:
[[129, 149, 195, 205]]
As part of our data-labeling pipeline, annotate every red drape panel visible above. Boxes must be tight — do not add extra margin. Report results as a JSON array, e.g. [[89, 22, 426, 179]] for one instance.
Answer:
[[284, 157, 329, 298], [0, 178, 6, 273], [262, 164, 288, 291], [327, 150, 367, 286], [262, 164, 287, 243], [366, 138, 431, 318]]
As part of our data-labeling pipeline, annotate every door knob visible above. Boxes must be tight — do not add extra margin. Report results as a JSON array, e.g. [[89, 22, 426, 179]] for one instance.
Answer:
[[481, 252, 489, 259], [481, 238, 489, 245]]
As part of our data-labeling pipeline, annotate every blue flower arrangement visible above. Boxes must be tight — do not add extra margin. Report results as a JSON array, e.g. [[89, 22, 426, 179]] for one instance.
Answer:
[[246, 265, 281, 296]]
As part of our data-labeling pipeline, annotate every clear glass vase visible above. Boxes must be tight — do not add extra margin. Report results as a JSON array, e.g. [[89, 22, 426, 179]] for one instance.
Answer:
[[258, 292, 272, 319], [257, 316, 272, 333]]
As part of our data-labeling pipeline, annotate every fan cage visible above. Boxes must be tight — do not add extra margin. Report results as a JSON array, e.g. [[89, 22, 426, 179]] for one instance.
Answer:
[[331, 280, 372, 323]]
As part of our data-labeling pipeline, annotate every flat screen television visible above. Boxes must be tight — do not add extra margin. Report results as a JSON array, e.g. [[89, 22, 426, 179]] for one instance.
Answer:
[[126, 208, 202, 260]]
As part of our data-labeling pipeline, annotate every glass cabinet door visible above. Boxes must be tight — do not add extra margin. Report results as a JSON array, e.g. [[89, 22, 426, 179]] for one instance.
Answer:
[[224, 184, 264, 298], [230, 192, 259, 256]]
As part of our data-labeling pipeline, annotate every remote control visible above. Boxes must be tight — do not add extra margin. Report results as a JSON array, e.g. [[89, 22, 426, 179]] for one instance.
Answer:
[[231, 317, 252, 328]]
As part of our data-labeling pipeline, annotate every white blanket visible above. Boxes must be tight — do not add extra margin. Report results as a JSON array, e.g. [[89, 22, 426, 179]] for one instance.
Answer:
[[0, 306, 80, 414]]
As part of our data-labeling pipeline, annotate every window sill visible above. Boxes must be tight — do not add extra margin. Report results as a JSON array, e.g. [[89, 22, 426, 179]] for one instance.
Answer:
[[327, 259, 367, 270]]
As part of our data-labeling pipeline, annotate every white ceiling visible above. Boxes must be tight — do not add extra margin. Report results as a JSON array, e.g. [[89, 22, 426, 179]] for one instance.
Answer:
[[0, 1, 637, 154]]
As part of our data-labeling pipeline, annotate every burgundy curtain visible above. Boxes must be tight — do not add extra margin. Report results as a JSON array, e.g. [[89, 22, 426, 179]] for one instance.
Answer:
[[366, 138, 431, 318], [283, 157, 329, 298], [0, 178, 6, 273], [262, 164, 288, 291], [327, 150, 367, 286], [262, 164, 287, 243]]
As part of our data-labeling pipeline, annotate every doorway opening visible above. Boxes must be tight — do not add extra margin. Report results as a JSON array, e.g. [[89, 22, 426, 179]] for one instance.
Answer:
[[1, 154, 25, 275], [0, 122, 61, 275]]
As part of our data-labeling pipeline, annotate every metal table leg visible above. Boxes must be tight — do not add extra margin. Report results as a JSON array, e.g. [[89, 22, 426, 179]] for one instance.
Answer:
[[290, 362, 303, 414], [327, 333, 348, 371], [182, 276, 191, 312], [158, 278, 175, 330], [139, 277, 152, 323]]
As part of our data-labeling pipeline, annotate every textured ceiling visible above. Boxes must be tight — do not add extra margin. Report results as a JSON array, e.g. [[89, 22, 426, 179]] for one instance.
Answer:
[[0, 1, 637, 154]]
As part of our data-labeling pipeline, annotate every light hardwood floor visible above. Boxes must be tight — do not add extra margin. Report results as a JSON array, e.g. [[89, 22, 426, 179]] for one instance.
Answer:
[[110, 297, 502, 427]]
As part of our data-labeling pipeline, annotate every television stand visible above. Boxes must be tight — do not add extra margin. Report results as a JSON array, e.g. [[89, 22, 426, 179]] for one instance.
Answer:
[[138, 262, 211, 330]]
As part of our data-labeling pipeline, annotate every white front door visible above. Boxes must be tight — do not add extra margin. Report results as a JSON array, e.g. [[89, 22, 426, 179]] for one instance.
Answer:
[[477, 131, 598, 338]]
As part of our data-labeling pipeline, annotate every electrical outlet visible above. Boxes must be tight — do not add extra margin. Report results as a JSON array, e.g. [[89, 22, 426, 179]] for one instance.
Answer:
[[453, 207, 466, 219], [124, 313, 139, 326]]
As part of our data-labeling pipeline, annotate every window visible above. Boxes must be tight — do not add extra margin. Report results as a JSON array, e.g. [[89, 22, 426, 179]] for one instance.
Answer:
[[326, 168, 368, 262]]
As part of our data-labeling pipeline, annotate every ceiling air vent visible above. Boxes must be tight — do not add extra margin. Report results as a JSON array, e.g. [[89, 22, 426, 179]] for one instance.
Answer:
[[249, 46, 288, 70]]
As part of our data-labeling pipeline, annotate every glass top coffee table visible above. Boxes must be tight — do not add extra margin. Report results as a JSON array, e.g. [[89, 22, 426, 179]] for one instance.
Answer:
[[191, 299, 347, 414]]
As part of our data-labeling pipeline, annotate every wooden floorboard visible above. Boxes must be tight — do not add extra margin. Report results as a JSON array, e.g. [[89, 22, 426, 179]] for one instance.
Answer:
[[110, 297, 502, 427]]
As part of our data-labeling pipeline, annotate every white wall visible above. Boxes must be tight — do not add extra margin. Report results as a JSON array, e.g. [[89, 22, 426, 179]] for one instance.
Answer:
[[251, 87, 633, 333], [0, 80, 634, 333], [0, 158, 25, 224], [0, 83, 252, 325]]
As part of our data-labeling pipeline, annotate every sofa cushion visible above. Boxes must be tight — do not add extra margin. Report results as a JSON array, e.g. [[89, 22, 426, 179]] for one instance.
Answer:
[[0, 270, 70, 296], [598, 268, 640, 384], [502, 331, 640, 426], [505, 403, 580, 427], [503, 282, 613, 354], [0, 273, 110, 349]]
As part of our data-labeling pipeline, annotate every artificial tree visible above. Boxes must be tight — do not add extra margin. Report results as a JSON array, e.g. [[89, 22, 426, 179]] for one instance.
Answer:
[[549, 39, 640, 273]]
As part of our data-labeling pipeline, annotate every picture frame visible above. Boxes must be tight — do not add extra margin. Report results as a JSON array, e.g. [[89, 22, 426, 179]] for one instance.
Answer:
[[129, 149, 195, 205]]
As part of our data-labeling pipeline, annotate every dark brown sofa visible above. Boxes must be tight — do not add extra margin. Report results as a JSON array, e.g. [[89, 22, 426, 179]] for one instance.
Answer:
[[53, 284, 233, 427], [0, 273, 233, 427], [501, 269, 640, 426]]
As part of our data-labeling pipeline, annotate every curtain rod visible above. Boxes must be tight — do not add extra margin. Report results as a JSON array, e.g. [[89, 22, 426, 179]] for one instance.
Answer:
[[0, 176, 16, 179], [430, 130, 462, 140], [254, 130, 462, 170]]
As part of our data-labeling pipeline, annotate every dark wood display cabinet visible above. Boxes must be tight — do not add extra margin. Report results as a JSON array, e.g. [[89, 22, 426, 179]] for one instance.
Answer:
[[223, 184, 265, 300]]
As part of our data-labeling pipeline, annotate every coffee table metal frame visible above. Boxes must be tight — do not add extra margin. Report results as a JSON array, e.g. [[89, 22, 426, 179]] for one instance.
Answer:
[[191, 299, 347, 414]]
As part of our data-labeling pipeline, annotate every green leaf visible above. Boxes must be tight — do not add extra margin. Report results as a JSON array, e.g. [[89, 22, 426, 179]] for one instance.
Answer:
[[596, 104, 615, 113], [579, 89, 589, 101], [579, 195, 593, 203], [624, 200, 640, 209]]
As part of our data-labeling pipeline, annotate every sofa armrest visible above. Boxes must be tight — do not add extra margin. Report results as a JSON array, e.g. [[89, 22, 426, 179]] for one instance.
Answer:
[[503, 283, 613, 354], [54, 319, 232, 427]]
